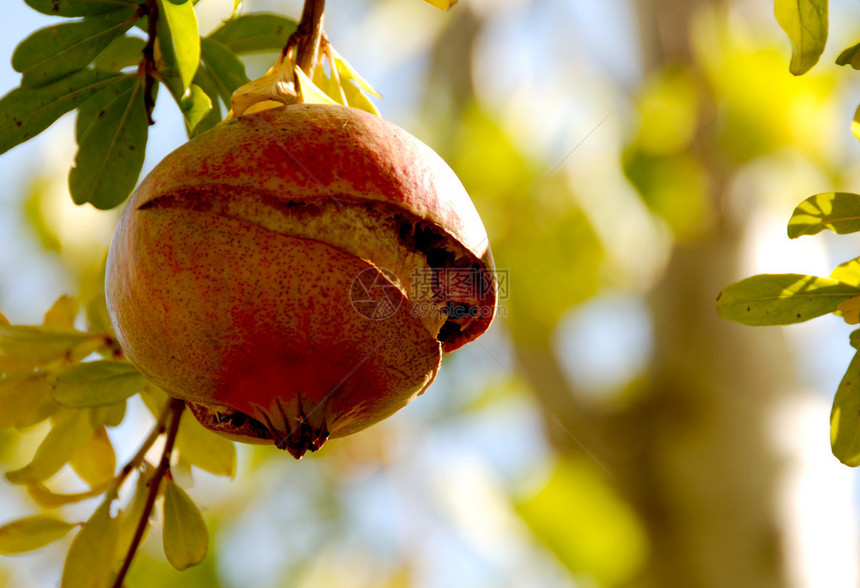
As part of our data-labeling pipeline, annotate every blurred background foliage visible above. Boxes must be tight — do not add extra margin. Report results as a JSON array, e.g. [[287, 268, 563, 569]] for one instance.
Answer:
[[3, 0, 860, 586]]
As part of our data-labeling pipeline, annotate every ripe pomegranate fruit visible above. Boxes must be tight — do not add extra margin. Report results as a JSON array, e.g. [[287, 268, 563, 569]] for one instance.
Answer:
[[105, 104, 496, 458]]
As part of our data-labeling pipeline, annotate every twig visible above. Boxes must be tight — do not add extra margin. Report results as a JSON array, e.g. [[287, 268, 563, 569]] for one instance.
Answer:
[[286, 0, 326, 77], [139, 0, 158, 124], [111, 398, 185, 588]]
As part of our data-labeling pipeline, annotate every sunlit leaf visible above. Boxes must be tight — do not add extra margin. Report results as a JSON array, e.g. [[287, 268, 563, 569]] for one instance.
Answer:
[[0, 515, 77, 555], [91, 35, 146, 71], [0, 373, 58, 428], [162, 478, 208, 570], [774, 0, 828, 75], [13, 9, 138, 88], [178, 84, 213, 134], [716, 273, 860, 325], [116, 466, 153, 555], [69, 79, 149, 209], [53, 360, 146, 408], [833, 257, 860, 287], [69, 427, 116, 487], [157, 0, 200, 93], [190, 67, 224, 136], [332, 50, 382, 98], [175, 413, 236, 478], [0, 69, 125, 155], [28, 483, 108, 508], [89, 401, 128, 429], [423, 0, 458, 9], [208, 13, 297, 54], [852, 104, 860, 143], [24, 0, 139, 17], [61, 497, 119, 588], [200, 37, 250, 103], [342, 79, 380, 115], [231, 0, 242, 19], [43, 295, 79, 329], [831, 351, 860, 465], [6, 410, 94, 484], [295, 66, 337, 105], [788, 192, 860, 237]]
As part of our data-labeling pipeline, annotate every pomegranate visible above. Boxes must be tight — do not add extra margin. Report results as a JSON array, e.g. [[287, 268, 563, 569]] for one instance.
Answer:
[[105, 104, 496, 458]]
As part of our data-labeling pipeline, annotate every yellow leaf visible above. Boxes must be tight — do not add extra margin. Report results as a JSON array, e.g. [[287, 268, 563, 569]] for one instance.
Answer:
[[61, 498, 119, 588], [27, 483, 108, 509], [5, 410, 94, 485], [0, 373, 59, 428], [423, 0, 458, 10], [162, 478, 208, 570], [175, 414, 236, 478], [294, 65, 338, 105], [43, 296, 79, 329], [0, 515, 76, 555], [69, 427, 116, 488]]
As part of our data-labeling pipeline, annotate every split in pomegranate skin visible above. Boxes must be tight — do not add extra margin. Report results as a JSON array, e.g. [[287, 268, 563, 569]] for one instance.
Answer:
[[106, 104, 497, 458]]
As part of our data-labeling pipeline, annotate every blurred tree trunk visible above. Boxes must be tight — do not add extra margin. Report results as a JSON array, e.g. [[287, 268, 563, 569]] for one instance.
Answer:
[[426, 0, 795, 585]]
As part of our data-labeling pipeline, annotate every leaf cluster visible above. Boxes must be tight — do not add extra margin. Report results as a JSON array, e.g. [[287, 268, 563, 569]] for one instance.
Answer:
[[717, 193, 860, 466], [0, 295, 236, 586]]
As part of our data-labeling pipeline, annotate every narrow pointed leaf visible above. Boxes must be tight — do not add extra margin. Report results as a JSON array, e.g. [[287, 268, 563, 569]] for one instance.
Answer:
[[788, 192, 860, 237], [774, 0, 828, 75], [13, 10, 138, 88], [0, 69, 124, 155], [157, 0, 200, 93], [208, 13, 297, 54], [332, 50, 382, 98], [28, 483, 109, 508], [0, 515, 77, 555], [24, 0, 139, 17], [69, 80, 149, 209], [52, 360, 146, 407], [424, 0, 458, 9], [43, 295, 79, 329], [6, 411, 94, 484], [61, 498, 119, 588], [716, 273, 860, 325], [162, 479, 208, 570], [175, 414, 236, 477], [295, 66, 338, 105], [117, 466, 153, 554]]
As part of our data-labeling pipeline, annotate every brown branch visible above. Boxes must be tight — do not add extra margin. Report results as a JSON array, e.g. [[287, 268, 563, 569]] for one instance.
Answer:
[[290, 0, 326, 76], [111, 398, 185, 588]]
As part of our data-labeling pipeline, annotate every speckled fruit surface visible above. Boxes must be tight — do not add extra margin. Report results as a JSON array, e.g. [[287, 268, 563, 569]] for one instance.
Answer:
[[106, 103, 496, 458]]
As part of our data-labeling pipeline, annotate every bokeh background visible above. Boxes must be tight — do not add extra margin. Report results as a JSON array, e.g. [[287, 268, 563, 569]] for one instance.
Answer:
[[3, 0, 860, 586]]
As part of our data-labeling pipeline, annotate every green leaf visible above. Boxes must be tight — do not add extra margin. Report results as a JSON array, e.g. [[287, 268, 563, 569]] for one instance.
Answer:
[[69, 427, 116, 487], [189, 67, 223, 136], [716, 273, 860, 325], [162, 479, 208, 570], [24, 0, 139, 17], [0, 515, 77, 555], [0, 374, 58, 428], [178, 84, 213, 134], [61, 497, 119, 588], [774, 0, 828, 75], [13, 9, 138, 88], [208, 13, 297, 54], [836, 41, 860, 69], [69, 79, 149, 209], [92, 35, 146, 71], [175, 413, 236, 477], [851, 328, 860, 350], [157, 0, 200, 94], [0, 68, 125, 155], [200, 37, 250, 103], [76, 74, 138, 141], [6, 411, 94, 484], [831, 350, 860, 465], [788, 192, 860, 237], [52, 360, 146, 407]]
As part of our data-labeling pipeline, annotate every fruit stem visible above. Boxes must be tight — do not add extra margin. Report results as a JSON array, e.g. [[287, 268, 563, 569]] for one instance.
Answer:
[[111, 398, 185, 588], [293, 0, 326, 76], [139, 0, 158, 124]]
